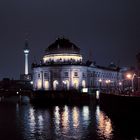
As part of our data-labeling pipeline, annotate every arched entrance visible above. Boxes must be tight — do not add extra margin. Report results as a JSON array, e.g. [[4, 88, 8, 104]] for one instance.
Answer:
[[73, 80, 79, 89], [62, 80, 69, 90], [53, 80, 59, 90], [44, 80, 49, 90], [82, 80, 86, 88]]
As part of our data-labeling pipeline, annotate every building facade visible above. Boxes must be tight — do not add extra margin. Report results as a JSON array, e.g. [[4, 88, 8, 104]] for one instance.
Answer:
[[32, 38, 122, 92]]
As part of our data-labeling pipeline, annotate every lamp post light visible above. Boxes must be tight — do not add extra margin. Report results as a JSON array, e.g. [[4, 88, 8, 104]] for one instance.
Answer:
[[105, 80, 110, 93], [126, 73, 136, 92], [118, 81, 122, 93], [98, 79, 102, 92]]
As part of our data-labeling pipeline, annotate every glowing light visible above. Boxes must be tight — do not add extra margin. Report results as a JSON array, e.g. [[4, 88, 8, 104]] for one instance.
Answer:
[[82, 88, 88, 93], [24, 49, 30, 54], [38, 115, 43, 130], [82, 106, 89, 123], [44, 80, 49, 90], [119, 82, 122, 86], [82, 80, 86, 88], [105, 80, 110, 84], [126, 73, 132, 79], [29, 108, 35, 132], [30, 81, 33, 85], [37, 80, 42, 89], [99, 79, 102, 82], [96, 90, 100, 99], [53, 80, 59, 90], [72, 107, 79, 128], [63, 80, 69, 90], [43, 54, 82, 62], [73, 80, 79, 89], [96, 106, 113, 139], [62, 106, 69, 131]]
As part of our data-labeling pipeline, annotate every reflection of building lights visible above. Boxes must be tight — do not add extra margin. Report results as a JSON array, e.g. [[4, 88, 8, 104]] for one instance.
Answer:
[[72, 107, 79, 128], [96, 90, 100, 100], [38, 115, 43, 129], [82, 106, 89, 123], [62, 106, 69, 131], [29, 108, 35, 132], [96, 106, 113, 139], [54, 106, 60, 126]]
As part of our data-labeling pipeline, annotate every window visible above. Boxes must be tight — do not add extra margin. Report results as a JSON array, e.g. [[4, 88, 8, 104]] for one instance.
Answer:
[[74, 72, 78, 77], [44, 73, 48, 79], [83, 72, 85, 77], [64, 72, 69, 77], [38, 73, 40, 78]]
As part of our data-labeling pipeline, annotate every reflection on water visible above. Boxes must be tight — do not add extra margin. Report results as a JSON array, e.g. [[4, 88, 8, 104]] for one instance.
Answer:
[[0, 99, 140, 140], [15, 104, 114, 140], [96, 106, 113, 140]]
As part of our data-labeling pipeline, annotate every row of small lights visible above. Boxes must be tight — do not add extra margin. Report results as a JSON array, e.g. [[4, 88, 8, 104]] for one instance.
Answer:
[[98, 79, 111, 84]]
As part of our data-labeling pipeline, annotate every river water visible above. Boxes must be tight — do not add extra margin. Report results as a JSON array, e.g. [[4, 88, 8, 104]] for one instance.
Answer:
[[0, 96, 140, 140]]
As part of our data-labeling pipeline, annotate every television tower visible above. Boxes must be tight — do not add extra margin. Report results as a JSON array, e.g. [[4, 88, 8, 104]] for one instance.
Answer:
[[24, 39, 30, 75]]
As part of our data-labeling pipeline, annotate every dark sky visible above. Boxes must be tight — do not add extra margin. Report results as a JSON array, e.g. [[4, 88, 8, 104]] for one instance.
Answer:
[[0, 0, 139, 79]]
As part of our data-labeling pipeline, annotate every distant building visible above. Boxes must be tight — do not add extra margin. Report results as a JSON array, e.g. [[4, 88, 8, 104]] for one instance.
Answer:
[[32, 38, 122, 92]]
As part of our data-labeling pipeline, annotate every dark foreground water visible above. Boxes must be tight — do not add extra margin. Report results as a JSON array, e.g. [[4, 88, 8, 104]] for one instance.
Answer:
[[0, 96, 140, 140]]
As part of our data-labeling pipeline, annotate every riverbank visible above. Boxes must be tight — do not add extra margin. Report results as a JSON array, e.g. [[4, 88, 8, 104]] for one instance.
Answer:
[[99, 92, 140, 115], [30, 90, 97, 105]]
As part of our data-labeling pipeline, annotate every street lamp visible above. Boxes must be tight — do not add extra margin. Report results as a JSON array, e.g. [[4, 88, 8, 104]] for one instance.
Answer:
[[105, 80, 110, 93], [126, 73, 136, 92], [98, 79, 102, 91]]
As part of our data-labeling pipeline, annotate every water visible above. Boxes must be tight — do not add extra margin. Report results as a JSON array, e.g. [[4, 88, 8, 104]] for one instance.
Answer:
[[0, 96, 140, 140]]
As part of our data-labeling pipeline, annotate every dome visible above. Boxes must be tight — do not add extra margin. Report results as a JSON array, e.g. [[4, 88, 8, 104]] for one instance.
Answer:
[[43, 38, 82, 63], [45, 38, 80, 55]]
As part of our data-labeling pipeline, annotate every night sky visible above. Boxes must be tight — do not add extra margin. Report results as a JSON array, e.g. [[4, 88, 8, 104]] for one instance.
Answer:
[[0, 0, 139, 79]]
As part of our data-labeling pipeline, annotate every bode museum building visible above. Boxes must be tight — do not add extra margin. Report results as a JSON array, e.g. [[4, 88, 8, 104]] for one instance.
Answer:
[[32, 38, 122, 92]]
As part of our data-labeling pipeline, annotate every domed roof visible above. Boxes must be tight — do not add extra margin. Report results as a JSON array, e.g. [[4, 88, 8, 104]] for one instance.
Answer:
[[45, 38, 80, 54]]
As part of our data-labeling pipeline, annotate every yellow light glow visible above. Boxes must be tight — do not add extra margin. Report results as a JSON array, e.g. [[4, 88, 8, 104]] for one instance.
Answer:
[[73, 80, 79, 89], [44, 80, 49, 90], [43, 54, 82, 62], [37, 80, 42, 89], [126, 73, 132, 79]]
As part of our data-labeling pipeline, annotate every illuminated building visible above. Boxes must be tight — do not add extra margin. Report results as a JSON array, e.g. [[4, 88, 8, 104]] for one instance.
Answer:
[[32, 38, 122, 92]]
